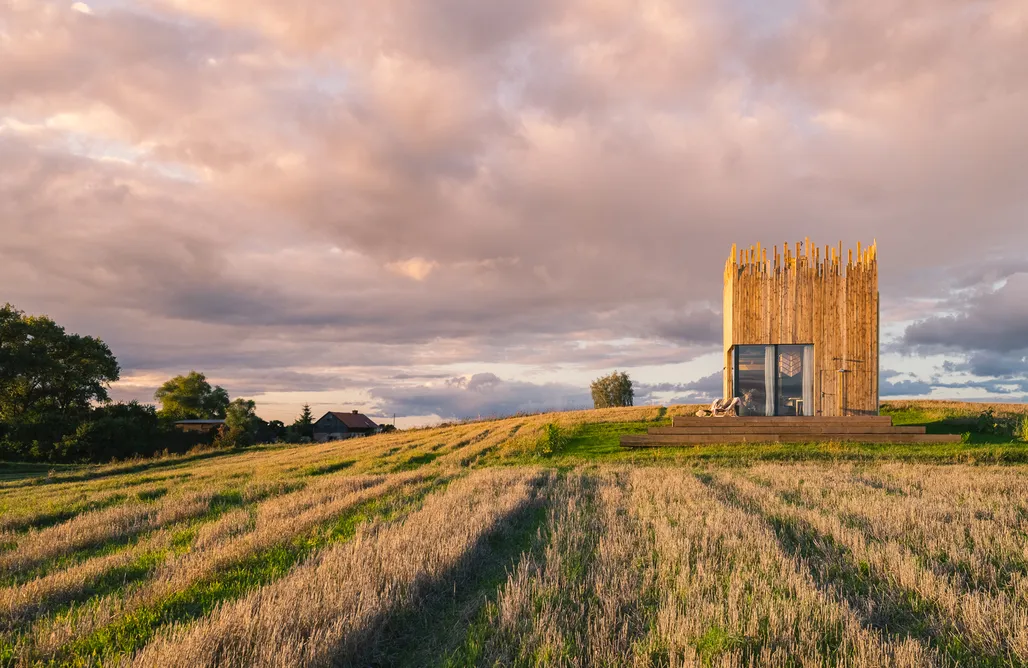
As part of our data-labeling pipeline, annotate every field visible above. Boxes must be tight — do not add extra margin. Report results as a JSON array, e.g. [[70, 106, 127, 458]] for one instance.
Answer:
[[2, 402, 1028, 666]]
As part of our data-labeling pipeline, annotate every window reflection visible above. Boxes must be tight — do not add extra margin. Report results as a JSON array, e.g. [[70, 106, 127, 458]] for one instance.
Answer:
[[735, 345, 767, 416], [733, 344, 814, 416]]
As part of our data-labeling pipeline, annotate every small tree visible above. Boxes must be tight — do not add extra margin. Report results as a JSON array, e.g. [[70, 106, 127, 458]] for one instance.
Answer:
[[293, 403, 315, 440], [214, 398, 259, 448], [591, 371, 634, 409]]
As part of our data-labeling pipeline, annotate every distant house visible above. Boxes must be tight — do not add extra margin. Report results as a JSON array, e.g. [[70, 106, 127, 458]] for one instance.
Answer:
[[313, 411, 379, 442], [173, 419, 225, 434]]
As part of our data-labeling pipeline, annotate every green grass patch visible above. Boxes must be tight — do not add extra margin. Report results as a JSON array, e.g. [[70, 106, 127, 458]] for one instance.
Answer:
[[0, 494, 129, 534], [391, 452, 440, 472], [504, 418, 1028, 464], [303, 460, 356, 476], [692, 625, 749, 664], [136, 488, 168, 502]]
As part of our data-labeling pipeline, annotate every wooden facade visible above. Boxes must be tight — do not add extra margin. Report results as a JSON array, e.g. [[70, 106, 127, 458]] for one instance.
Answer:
[[723, 239, 879, 416]]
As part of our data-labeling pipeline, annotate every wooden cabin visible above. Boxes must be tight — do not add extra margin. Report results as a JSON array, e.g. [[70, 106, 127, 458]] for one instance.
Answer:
[[722, 239, 879, 416], [620, 239, 960, 446]]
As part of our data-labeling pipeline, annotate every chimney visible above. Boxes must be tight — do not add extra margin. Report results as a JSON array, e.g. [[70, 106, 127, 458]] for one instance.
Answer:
[[352, 410, 358, 414]]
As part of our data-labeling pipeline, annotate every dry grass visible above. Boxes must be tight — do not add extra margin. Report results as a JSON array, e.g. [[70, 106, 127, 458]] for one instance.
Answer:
[[2, 403, 1028, 666], [131, 468, 546, 668]]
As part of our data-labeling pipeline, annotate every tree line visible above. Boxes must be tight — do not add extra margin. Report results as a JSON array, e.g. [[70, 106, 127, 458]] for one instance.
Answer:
[[0, 304, 319, 463], [1, 302, 631, 464]]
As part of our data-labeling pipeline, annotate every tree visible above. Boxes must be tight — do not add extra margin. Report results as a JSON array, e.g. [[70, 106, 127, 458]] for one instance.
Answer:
[[295, 403, 314, 427], [293, 403, 315, 440], [266, 420, 286, 441], [153, 371, 229, 421], [58, 401, 163, 462], [0, 304, 120, 458], [590, 370, 634, 408], [214, 398, 259, 448]]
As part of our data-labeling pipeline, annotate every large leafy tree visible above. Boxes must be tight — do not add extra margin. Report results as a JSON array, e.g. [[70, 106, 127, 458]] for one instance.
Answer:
[[153, 371, 229, 421], [590, 370, 634, 408], [0, 303, 120, 424]]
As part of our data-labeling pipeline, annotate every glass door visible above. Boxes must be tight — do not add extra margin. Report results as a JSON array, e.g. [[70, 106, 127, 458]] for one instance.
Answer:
[[734, 345, 770, 415]]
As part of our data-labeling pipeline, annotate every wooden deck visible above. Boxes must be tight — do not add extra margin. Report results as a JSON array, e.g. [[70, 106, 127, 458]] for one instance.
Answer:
[[620, 416, 962, 447]]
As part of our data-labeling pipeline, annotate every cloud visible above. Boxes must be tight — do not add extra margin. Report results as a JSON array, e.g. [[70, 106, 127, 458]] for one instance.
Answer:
[[639, 372, 723, 403], [369, 373, 591, 419], [879, 371, 934, 397], [2, 0, 1027, 419], [386, 257, 438, 281], [903, 274, 1028, 355]]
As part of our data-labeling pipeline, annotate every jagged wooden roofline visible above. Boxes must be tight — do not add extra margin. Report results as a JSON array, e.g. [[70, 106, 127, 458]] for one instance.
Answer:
[[724, 238, 877, 279]]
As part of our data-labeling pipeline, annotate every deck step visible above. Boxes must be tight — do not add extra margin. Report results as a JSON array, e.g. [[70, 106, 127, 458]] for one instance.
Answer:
[[672, 416, 893, 427], [621, 433, 962, 446], [650, 425, 926, 435]]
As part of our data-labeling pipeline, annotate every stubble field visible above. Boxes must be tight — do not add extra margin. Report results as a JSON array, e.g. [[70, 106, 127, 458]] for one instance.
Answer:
[[1, 403, 1028, 667]]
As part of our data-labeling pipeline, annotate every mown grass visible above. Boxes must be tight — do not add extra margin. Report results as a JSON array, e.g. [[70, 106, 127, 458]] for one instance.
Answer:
[[3, 402, 1028, 666], [28, 477, 451, 666], [699, 473, 1012, 667], [0, 494, 129, 534], [378, 485, 551, 667]]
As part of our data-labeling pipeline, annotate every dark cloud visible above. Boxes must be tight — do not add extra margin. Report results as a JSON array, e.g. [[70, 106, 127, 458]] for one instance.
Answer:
[[904, 275, 1028, 355]]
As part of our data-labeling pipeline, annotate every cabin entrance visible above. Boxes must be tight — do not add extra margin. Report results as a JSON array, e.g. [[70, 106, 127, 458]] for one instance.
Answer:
[[731, 345, 814, 416]]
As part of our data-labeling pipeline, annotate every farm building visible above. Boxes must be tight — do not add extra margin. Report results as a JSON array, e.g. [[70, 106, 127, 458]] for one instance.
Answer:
[[313, 410, 380, 442], [722, 239, 879, 416], [173, 419, 226, 433]]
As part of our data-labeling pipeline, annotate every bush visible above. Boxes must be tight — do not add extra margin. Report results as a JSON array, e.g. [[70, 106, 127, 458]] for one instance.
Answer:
[[536, 423, 571, 456], [1018, 415, 1028, 443], [974, 409, 1016, 438], [54, 402, 212, 463]]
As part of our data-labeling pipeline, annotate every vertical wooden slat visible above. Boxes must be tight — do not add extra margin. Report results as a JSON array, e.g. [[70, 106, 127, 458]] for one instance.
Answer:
[[723, 240, 878, 416]]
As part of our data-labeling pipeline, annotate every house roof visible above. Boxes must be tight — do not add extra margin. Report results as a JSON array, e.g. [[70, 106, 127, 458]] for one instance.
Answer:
[[319, 411, 379, 430]]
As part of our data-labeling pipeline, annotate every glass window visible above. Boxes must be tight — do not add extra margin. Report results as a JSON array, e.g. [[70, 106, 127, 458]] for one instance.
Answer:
[[734, 344, 814, 416], [776, 345, 807, 416], [734, 345, 768, 416]]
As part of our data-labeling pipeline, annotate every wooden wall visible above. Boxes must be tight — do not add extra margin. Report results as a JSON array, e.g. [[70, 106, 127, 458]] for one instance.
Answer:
[[723, 239, 879, 416]]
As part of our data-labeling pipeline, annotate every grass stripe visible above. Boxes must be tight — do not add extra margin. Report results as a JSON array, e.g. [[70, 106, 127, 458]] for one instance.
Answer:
[[30, 476, 450, 666]]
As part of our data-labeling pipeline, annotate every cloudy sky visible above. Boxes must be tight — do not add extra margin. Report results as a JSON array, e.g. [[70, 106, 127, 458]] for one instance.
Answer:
[[2, 0, 1026, 425]]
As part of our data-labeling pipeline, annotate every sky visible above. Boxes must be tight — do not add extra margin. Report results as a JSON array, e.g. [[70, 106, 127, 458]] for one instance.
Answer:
[[1, 0, 1027, 426]]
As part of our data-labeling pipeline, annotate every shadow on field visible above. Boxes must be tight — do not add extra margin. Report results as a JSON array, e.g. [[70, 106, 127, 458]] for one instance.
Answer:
[[7, 448, 242, 489], [696, 474, 1009, 667], [0, 462, 71, 484], [333, 476, 552, 667]]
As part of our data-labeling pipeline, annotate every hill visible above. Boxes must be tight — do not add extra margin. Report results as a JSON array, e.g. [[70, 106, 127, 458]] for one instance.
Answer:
[[1, 400, 1027, 666]]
